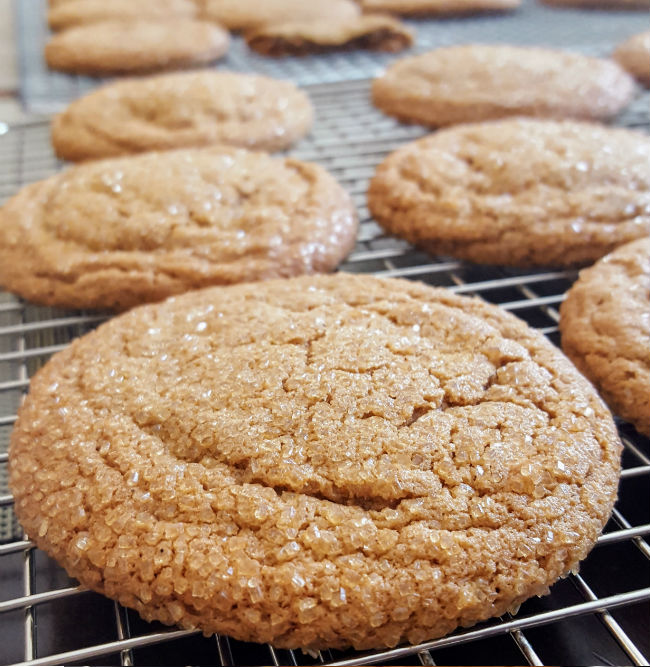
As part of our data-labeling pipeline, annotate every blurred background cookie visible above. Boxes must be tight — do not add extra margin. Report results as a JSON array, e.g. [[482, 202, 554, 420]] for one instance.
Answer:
[[47, 0, 199, 32], [372, 44, 637, 126], [52, 71, 314, 161], [45, 19, 230, 76], [613, 31, 650, 86], [202, 0, 360, 31], [245, 14, 413, 56]]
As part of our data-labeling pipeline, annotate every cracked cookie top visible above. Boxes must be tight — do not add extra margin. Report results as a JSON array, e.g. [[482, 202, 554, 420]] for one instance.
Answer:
[[371, 44, 637, 126], [0, 148, 357, 310], [560, 237, 650, 436], [368, 118, 650, 267], [10, 273, 621, 650], [52, 71, 314, 161]]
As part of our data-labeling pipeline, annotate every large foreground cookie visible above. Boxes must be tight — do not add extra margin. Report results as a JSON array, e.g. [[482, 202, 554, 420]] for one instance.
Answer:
[[560, 239, 650, 436], [45, 19, 230, 76], [48, 0, 198, 31], [614, 31, 650, 87], [372, 45, 637, 126], [245, 15, 413, 57], [10, 273, 622, 650], [52, 72, 314, 162], [359, 0, 520, 14], [367, 118, 650, 267], [0, 148, 357, 310], [203, 0, 360, 31]]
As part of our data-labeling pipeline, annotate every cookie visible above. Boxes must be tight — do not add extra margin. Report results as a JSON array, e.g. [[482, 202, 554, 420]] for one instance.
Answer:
[[560, 238, 650, 436], [614, 31, 650, 87], [48, 0, 198, 32], [359, 0, 520, 15], [9, 272, 621, 650], [0, 148, 358, 311], [372, 45, 637, 127], [367, 118, 650, 267], [202, 0, 360, 31], [52, 71, 314, 162], [245, 15, 413, 57], [45, 19, 230, 76]]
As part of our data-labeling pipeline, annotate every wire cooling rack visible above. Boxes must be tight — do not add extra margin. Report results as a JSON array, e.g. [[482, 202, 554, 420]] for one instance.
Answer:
[[15, 0, 650, 112], [1, 78, 650, 665]]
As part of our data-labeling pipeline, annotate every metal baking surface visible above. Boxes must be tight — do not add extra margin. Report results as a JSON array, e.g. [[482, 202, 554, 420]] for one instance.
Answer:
[[15, 0, 650, 113], [1, 75, 649, 665]]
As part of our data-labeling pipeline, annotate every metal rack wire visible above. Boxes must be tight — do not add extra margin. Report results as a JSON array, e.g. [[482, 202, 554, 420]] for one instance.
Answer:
[[1, 76, 649, 666]]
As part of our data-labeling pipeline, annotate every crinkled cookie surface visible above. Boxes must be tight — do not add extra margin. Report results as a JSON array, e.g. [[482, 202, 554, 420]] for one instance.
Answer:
[[368, 118, 650, 267], [10, 274, 621, 650], [560, 238, 650, 436], [0, 148, 357, 310]]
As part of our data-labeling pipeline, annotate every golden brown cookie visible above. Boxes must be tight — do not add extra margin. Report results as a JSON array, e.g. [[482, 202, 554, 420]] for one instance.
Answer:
[[560, 238, 650, 436], [52, 71, 314, 162], [614, 31, 650, 87], [48, 0, 198, 32], [372, 45, 637, 126], [359, 0, 520, 14], [245, 14, 413, 57], [9, 273, 622, 650], [45, 19, 230, 76], [367, 118, 650, 267], [0, 148, 358, 311], [202, 0, 360, 31]]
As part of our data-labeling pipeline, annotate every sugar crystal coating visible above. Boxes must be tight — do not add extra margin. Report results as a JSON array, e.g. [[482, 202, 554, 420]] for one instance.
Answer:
[[368, 118, 650, 267], [560, 238, 650, 436], [0, 148, 358, 310], [52, 71, 315, 161], [372, 45, 637, 126], [9, 274, 622, 650]]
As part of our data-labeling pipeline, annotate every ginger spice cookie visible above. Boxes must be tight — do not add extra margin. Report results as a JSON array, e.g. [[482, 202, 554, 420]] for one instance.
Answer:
[[614, 31, 650, 87], [372, 45, 637, 127], [245, 15, 413, 57], [202, 0, 360, 31], [0, 148, 358, 311], [48, 0, 198, 32], [359, 0, 520, 15], [560, 238, 650, 436], [9, 273, 622, 650], [367, 118, 650, 267], [52, 71, 314, 162], [45, 19, 230, 76]]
